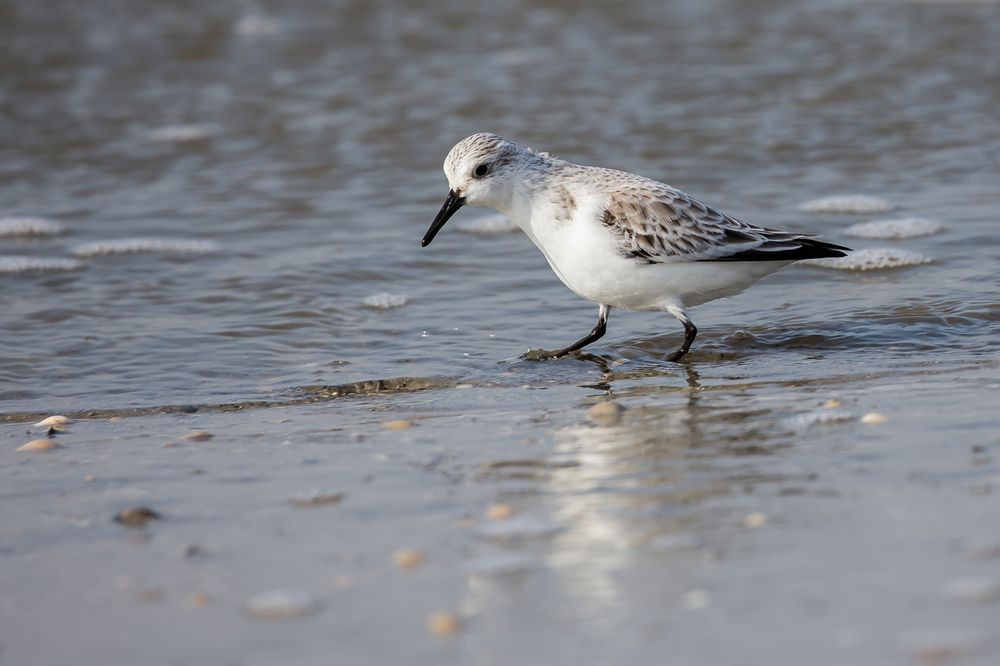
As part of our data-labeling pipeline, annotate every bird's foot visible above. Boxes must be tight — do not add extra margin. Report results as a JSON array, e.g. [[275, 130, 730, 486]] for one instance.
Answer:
[[665, 348, 692, 363], [521, 348, 564, 361]]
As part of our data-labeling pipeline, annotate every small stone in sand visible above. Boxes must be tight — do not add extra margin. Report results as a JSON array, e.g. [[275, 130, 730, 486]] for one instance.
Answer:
[[187, 592, 213, 608], [291, 491, 345, 507], [943, 577, 1000, 604], [392, 548, 426, 569], [485, 503, 515, 521], [183, 430, 214, 441], [899, 629, 988, 662], [742, 512, 768, 528], [383, 419, 413, 430], [861, 412, 888, 425], [683, 589, 711, 610], [587, 401, 624, 426], [244, 589, 320, 620], [114, 506, 161, 528], [17, 438, 59, 452], [34, 415, 70, 430], [822, 399, 842, 409], [426, 611, 461, 637]]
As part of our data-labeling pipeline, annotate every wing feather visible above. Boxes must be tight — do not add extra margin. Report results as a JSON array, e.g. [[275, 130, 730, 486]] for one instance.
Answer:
[[597, 184, 848, 263]]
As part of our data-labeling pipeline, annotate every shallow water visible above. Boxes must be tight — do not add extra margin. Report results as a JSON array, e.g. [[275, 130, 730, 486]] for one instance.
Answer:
[[2, 0, 1000, 664]]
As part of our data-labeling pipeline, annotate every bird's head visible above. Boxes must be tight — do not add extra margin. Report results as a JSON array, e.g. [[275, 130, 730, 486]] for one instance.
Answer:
[[422, 133, 529, 247]]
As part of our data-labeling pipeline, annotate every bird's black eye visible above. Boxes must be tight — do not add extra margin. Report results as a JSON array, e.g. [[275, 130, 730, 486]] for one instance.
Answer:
[[473, 163, 489, 178]]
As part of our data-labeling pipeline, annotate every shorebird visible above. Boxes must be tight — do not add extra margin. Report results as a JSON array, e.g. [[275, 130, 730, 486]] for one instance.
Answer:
[[422, 133, 849, 361]]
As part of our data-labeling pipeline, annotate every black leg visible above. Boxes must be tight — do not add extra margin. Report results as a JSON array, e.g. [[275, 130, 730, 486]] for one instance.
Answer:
[[665, 306, 697, 362], [554, 304, 611, 357]]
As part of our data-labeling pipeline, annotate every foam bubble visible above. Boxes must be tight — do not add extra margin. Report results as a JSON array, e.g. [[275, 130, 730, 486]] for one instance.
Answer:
[[72, 238, 220, 257], [804, 248, 932, 271], [0, 255, 83, 274], [0, 217, 65, 237], [147, 125, 213, 143], [799, 195, 895, 214], [844, 217, 943, 239], [454, 214, 518, 235], [783, 409, 854, 430], [363, 292, 407, 309]]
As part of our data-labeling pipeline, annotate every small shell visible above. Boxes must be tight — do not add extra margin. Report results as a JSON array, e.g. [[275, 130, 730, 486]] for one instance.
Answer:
[[383, 419, 413, 430], [392, 548, 426, 569], [861, 412, 888, 425], [426, 611, 461, 637], [485, 503, 515, 521], [587, 401, 625, 426], [742, 512, 767, 528], [34, 415, 70, 430], [114, 506, 161, 527], [17, 438, 59, 452], [182, 430, 214, 441]]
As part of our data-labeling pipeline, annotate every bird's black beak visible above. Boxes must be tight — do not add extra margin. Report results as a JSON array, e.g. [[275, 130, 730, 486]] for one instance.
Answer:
[[422, 189, 465, 247]]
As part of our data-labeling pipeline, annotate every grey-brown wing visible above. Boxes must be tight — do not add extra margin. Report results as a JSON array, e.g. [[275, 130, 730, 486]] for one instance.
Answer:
[[600, 187, 849, 262]]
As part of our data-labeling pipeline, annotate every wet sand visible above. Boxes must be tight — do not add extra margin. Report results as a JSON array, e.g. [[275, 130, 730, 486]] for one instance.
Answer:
[[4, 359, 1000, 665]]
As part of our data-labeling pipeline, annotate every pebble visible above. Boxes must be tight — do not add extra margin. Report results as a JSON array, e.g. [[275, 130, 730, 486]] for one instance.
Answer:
[[114, 506, 161, 528], [822, 399, 842, 409], [34, 415, 70, 430], [17, 438, 59, 452], [425, 611, 461, 637], [187, 592, 213, 608], [861, 412, 888, 425], [182, 430, 214, 441], [383, 419, 413, 430], [392, 548, 426, 569], [485, 503, 515, 521], [942, 577, 1000, 604], [899, 629, 989, 662], [244, 589, 320, 620], [291, 491, 345, 507], [683, 589, 711, 610], [586, 400, 625, 426], [742, 512, 768, 528]]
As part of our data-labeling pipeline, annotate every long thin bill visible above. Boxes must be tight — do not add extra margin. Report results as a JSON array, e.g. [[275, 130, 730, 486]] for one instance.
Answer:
[[422, 190, 465, 247]]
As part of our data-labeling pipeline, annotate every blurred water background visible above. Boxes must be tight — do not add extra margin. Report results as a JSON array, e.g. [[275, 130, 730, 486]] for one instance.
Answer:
[[2, 1, 999, 664]]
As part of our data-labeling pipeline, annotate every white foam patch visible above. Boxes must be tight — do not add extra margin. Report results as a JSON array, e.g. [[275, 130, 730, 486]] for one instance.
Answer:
[[804, 248, 932, 271], [454, 213, 518, 235], [783, 409, 854, 430], [0, 255, 83, 274], [72, 238, 220, 257], [0, 217, 65, 237], [147, 125, 213, 143], [363, 292, 407, 309], [799, 195, 895, 214], [844, 217, 943, 239]]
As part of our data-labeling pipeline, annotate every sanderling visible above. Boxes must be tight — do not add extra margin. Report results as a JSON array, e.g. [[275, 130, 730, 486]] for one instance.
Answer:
[[422, 133, 850, 361]]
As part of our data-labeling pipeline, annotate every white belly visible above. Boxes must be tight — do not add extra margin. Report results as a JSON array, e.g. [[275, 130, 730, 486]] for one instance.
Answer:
[[517, 202, 789, 311]]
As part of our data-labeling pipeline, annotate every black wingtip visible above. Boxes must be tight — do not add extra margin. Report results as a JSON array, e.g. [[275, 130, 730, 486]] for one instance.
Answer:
[[705, 238, 852, 262]]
